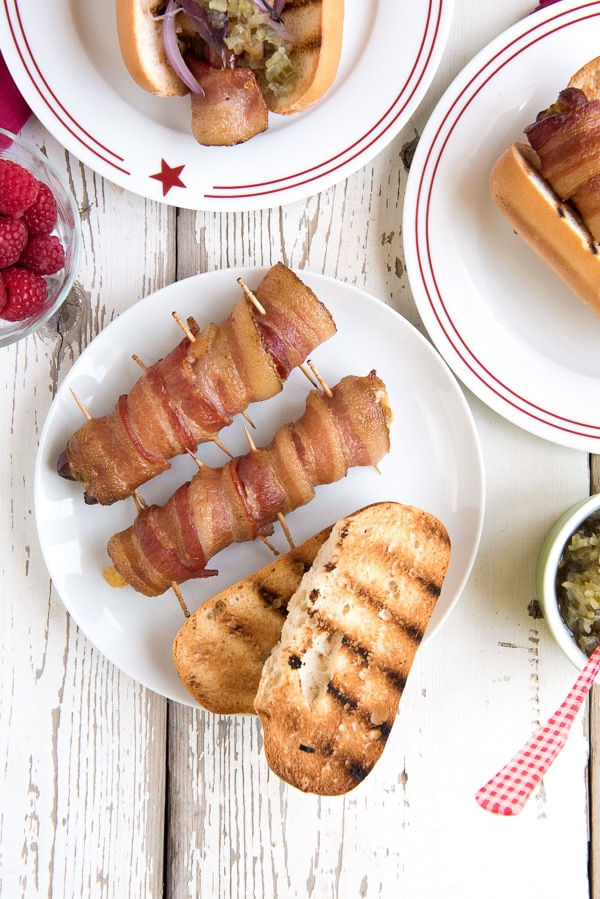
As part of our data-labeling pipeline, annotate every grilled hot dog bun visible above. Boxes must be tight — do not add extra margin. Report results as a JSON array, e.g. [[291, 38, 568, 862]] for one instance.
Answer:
[[490, 57, 600, 318], [490, 142, 600, 317]]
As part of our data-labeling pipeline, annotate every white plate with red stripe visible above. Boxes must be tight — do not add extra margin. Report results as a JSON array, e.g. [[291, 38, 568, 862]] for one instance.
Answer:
[[0, 0, 453, 210], [403, 0, 600, 452], [34, 267, 484, 704]]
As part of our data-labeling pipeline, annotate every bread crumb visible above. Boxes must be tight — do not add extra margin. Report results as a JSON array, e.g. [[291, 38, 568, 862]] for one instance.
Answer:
[[370, 706, 387, 726]]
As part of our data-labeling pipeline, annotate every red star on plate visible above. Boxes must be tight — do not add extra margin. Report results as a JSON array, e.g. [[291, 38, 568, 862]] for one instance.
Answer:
[[150, 159, 186, 196]]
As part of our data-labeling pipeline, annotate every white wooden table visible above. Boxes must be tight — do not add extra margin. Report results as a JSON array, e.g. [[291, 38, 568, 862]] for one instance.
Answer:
[[1, 2, 596, 896]]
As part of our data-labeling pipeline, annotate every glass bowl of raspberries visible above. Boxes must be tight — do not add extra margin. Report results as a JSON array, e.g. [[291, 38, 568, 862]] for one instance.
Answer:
[[0, 128, 81, 348]]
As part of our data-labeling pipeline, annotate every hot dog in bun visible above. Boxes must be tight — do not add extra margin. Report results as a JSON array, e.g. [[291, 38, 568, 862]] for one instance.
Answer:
[[116, 0, 345, 146], [490, 57, 600, 318]]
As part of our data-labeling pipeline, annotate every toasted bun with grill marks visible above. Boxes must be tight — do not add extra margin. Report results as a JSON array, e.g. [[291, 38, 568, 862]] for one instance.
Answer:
[[172, 527, 332, 714], [262, 0, 344, 114], [253, 502, 451, 796]]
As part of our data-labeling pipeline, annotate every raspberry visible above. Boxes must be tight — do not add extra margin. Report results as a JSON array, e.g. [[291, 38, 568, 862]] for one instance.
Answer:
[[0, 215, 28, 267], [0, 275, 6, 314], [20, 234, 65, 275], [21, 181, 58, 235], [0, 266, 48, 321], [0, 159, 39, 216]]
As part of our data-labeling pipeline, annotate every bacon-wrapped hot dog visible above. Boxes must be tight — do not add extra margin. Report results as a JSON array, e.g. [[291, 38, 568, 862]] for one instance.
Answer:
[[490, 57, 600, 318], [58, 264, 336, 505], [106, 371, 392, 596]]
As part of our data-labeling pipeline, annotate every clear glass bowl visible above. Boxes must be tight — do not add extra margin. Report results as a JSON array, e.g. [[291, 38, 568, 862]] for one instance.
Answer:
[[0, 127, 81, 348]]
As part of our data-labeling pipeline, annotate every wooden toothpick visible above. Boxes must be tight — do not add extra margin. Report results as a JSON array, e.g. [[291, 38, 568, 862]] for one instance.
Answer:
[[186, 448, 205, 470], [243, 424, 257, 452], [305, 359, 333, 398], [172, 310, 196, 342], [132, 490, 148, 513], [300, 362, 320, 390], [69, 389, 92, 421], [277, 512, 295, 549], [132, 354, 148, 371], [238, 278, 266, 315], [171, 581, 190, 618], [260, 535, 280, 556], [212, 436, 234, 458]]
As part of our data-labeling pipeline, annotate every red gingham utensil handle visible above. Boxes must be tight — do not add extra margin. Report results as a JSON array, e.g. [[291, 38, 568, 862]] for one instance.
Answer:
[[476, 643, 600, 815]]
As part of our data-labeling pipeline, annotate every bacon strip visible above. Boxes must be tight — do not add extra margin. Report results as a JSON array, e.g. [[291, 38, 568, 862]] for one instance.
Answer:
[[59, 264, 336, 505], [524, 88, 600, 199], [524, 87, 600, 243], [187, 60, 269, 147], [107, 372, 392, 596]]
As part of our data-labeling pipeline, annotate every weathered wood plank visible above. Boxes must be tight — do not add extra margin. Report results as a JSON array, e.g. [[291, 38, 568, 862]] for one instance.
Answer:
[[0, 122, 175, 899]]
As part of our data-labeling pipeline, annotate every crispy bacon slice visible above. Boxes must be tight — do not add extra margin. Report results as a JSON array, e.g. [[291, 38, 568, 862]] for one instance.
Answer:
[[525, 88, 600, 199], [187, 58, 269, 147], [107, 372, 392, 597], [59, 264, 336, 505]]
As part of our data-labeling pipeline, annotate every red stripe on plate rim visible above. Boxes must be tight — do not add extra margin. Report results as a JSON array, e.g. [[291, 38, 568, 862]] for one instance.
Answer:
[[415, 1, 600, 439], [205, 0, 445, 199], [4, 0, 130, 175]]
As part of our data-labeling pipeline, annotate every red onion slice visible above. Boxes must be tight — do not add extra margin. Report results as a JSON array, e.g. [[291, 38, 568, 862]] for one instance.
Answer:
[[162, 0, 205, 95], [178, 0, 227, 51]]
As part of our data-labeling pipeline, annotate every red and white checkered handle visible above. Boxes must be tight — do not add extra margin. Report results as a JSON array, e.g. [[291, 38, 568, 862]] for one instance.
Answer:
[[476, 643, 600, 815]]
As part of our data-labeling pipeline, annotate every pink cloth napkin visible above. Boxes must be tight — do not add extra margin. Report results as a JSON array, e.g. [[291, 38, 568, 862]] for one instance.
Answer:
[[0, 51, 31, 134]]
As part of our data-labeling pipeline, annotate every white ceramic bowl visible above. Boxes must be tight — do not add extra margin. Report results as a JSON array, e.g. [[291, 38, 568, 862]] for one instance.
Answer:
[[0, 128, 81, 348], [536, 493, 600, 670]]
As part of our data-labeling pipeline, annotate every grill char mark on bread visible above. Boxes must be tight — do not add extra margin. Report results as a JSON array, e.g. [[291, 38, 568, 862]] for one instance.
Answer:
[[254, 502, 451, 795]]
